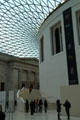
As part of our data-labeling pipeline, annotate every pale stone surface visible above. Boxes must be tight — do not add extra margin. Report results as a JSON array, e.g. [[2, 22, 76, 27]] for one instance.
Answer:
[[5, 110, 80, 120], [38, 0, 80, 117], [60, 85, 80, 117]]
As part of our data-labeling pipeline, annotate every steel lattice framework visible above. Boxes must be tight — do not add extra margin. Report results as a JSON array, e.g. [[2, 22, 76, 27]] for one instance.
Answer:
[[0, 0, 65, 58]]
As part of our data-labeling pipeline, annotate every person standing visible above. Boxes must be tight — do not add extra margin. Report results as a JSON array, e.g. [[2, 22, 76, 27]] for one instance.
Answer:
[[56, 99, 61, 120], [0, 105, 5, 120], [44, 99, 48, 113], [6, 101, 8, 111], [39, 99, 43, 113], [63, 100, 71, 120], [30, 100, 34, 115], [32, 100, 35, 113], [25, 99, 29, 113], [35, 99, 39, 112], [29, 84, 33, 93]]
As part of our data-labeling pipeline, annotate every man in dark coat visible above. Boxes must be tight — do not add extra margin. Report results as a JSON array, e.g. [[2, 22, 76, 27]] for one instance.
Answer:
[[39, 99, 43, 112], [44, 99, 48, 113], [25, 99, 29, 113], [56, 99, 61, 120], [0, 105, 5, 120], [63, 100, 71, 120], [30, 100, 34, 115]]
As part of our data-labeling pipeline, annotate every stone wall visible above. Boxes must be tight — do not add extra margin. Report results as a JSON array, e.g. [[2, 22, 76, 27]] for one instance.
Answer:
[[60, 85, 80, 117], [0, 53, 39, 99], [0, 61, 8, 91]]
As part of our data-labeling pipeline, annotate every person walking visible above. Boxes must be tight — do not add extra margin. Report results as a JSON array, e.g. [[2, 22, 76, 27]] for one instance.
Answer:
[[63, 100, 71, 120], [56, 99, 61, 120], [44, 99, 48, 113]]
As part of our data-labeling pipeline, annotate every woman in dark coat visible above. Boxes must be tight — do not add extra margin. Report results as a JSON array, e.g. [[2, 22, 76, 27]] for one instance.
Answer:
[[44, 99, 48, 113], [56, 99, 61, 120]]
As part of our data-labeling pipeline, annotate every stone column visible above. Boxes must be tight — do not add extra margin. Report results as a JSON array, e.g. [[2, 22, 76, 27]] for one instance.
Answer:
[[8, 68, 19, 100], [21, 70, 28, 88], [8, 69, 18, 90], [28, 71, 35, 87], [25, 70, 29, 88], [34, 72, 39, 89], [18, 69, 23, 89], [27, 70, 32, 87]]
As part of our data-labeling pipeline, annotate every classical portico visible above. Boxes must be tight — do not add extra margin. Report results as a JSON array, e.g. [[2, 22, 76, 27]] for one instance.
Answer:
[[0, 53, 39, 99]]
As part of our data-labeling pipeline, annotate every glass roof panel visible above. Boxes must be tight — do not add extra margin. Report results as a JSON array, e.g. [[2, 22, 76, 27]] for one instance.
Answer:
[[0, 0, 66, 58]]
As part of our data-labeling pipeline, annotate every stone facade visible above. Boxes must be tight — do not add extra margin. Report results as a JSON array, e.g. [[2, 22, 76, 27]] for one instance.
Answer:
[[0, 52, 39, 98]]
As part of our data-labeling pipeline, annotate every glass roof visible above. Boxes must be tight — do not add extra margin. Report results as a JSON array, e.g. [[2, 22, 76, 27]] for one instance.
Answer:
[[0, 0, 65, 58]]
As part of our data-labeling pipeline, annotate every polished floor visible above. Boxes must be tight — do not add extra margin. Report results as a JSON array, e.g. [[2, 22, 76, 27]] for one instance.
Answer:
[[6, 110, 80, 120]]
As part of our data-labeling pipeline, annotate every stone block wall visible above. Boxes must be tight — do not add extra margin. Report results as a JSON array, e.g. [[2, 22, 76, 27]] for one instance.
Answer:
[[0, 53, 39, 99]]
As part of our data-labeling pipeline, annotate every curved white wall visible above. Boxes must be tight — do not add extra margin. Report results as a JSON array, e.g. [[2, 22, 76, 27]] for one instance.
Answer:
[[38, 0, 80, 102]]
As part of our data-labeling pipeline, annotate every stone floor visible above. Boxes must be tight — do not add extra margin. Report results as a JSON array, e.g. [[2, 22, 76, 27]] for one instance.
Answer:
[[6, 110, 80, 120]]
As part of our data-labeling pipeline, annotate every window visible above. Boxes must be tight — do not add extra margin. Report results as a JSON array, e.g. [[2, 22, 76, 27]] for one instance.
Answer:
[[51, 22, 63, 55], [77, 11, 80, 45], [40, 36, 44, 62]]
